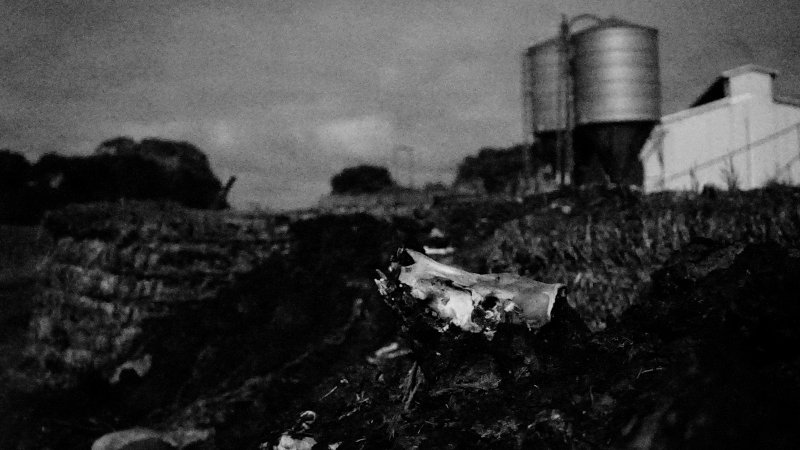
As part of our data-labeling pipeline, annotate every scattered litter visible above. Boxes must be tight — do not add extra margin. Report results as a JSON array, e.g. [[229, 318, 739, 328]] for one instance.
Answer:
[[271, 434, 316, 450], [367, 341, 412, 364]]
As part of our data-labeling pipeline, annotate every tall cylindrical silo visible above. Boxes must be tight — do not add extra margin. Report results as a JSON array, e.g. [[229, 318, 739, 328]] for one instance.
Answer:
[[571, 20, 660, 186], [524, 38, 569, 178]]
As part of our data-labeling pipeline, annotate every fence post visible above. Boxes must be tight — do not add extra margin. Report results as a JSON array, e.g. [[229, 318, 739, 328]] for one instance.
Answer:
[[796, 123, 800, 184], [796, 123, 800, 158], [744, 111, 753, 189]]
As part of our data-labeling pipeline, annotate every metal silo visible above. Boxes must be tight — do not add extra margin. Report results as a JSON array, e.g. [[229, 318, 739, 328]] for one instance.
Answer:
[[525, 38, 568, 132], [523, 38, 569, 181], [570, 20, 661, 186]]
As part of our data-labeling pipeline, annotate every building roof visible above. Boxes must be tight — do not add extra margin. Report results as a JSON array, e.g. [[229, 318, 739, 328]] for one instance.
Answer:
[[722, 64, 778, 79], [691, 78, 727, 107], [691, 64, 780, 107], [775, 95, 800, 107]]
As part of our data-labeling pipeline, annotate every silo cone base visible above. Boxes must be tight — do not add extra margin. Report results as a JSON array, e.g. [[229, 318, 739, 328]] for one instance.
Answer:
[[573, 121, 655, 187]]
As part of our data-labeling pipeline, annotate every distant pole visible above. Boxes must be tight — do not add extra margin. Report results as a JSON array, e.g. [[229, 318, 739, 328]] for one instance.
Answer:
[[744, 110, 753, 189], [796, 124, 800, 183], [560, 15, 571, 186], [521, 50, 533, 187], [391, 148, 398, 181], [521, 50, 532, 144], [394, 145, 415, 188], [561, 14, 602, 187], [409, 147, 415, 188]]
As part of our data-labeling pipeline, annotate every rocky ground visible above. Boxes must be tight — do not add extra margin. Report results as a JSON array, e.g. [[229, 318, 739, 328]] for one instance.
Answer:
[[1, 186, 799, 449]]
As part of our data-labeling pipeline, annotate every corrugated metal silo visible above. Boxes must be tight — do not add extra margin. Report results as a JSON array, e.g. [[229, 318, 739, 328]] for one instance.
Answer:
[[525, 38, 568, 132], [572, 21, 660, 124], [523, 38, 569, 179], [570, 20, 661, 186]]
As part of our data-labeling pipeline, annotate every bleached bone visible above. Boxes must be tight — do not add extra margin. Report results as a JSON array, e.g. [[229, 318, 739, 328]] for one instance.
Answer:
[[377, 249, 562, 337]]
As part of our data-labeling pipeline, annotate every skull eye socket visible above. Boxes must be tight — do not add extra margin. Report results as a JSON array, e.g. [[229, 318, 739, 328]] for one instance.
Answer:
[[482, 295, 499, 309]]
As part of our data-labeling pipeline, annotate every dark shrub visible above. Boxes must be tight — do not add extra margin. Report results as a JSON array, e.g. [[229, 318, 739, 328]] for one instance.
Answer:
[[331, 165, 395, 194]]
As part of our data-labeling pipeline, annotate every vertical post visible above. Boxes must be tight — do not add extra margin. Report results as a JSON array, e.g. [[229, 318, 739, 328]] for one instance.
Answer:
[[795, 123, 800, 184], [408, 147, 416, 189], [521, 51, 533, 189], [553, 18, 564, 186], [521, 51, 533, 145], [407, 146, 415, 189], [744, 110, 753, 189], [559, 15, 571, 186], [393, 145, 415, 189], [561, 16, 573, 187], [657, 128, 666, 190], [391, 147, 398, 183]]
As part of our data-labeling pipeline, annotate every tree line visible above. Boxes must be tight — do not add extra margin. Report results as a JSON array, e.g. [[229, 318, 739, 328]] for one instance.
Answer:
[[2, 137, 547, 224], [329, 144, 548, 196], [0, 138, 225, 224]]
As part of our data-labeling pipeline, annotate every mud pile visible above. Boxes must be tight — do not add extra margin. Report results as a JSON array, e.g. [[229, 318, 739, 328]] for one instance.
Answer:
[[271, 239, 800, 449], [2, 187, 800, 449]]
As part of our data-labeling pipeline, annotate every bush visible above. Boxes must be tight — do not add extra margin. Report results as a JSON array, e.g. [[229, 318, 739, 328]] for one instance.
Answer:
[[0, 150, 36, 224], [454, 145, 531, 194], [0, 149, 32, 191], [331, 165, 395, 194], [1, 138, 226, 224]]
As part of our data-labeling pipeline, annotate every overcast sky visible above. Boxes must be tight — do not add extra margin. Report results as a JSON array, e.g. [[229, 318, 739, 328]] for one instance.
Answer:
[[2, 0, 799, 209]]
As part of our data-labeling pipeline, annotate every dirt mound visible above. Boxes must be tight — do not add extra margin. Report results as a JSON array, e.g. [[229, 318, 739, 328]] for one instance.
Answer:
[[259, 240, 800, 449], [3, 188, 800, 449], [613, 241, 800, 449]]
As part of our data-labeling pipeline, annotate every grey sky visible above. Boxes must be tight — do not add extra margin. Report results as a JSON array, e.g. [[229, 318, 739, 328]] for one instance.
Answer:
[[2, 0, 799, 209]]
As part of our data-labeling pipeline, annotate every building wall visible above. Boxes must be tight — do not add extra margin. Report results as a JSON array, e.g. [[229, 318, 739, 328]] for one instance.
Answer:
[[642, 72, 800, 191]]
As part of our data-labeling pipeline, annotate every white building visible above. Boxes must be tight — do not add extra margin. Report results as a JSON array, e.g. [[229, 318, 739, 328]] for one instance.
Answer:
[[641, 64, 800, 191]]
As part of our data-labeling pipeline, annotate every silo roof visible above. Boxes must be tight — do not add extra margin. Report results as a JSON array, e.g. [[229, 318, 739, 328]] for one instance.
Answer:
[[571, 16, 657, 36], [721, 64, 779, 79], [526, 36, 562, 54]]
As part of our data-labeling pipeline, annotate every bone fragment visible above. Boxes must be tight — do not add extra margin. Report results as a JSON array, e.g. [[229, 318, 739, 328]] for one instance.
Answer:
[[383, 249, 562, 335]]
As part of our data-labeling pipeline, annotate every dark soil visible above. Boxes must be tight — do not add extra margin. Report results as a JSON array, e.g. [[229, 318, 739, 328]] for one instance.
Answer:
[[270, 239, 799, 450], [1, 187, 800, 449]]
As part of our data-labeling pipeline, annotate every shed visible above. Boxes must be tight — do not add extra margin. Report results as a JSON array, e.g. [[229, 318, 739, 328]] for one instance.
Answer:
[[641, 64, 800, 191]]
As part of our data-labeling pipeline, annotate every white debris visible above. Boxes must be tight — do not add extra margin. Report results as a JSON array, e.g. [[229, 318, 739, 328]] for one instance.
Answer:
[[423, 245, 455, 256], [91, 428, 165, 450], [367, 342, 412, 364], [110, 353, 152, 384], [273, 434, 317, 450], [393, 249, 562, 333], [429, 227, 446, 239]]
